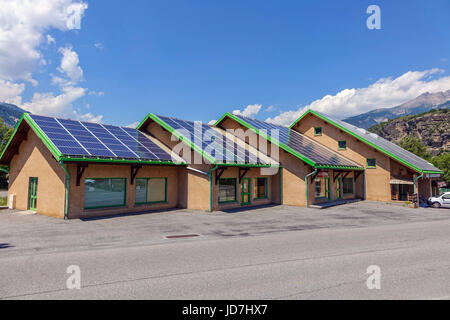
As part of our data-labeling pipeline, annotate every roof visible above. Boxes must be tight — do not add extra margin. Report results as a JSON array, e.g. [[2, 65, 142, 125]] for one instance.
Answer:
[[0, 113, 183, 166], [290, 109, 443, 174], [138, 113, 277, 167], [214, 112, 363, 170]]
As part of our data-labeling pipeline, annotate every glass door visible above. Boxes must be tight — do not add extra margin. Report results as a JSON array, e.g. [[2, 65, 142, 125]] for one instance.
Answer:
[[241, 178, 251, 205], [28, 177, 38, 211]]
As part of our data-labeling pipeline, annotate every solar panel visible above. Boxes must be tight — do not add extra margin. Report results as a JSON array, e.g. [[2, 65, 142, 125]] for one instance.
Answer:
[[28, 114, 175, 162], [233, 114, 361, 168], [154, 115, 268, 165]]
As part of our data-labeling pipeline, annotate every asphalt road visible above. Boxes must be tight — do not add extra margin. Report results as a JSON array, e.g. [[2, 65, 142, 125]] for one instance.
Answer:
[[0, 202, 449, 299]]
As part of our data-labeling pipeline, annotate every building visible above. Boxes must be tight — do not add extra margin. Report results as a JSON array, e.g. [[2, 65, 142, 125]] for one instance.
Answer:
[[0, 113, 185, 219], [214, 112, 365, 207], [289, 109, 443, 202], [137, 113, 281, 211]]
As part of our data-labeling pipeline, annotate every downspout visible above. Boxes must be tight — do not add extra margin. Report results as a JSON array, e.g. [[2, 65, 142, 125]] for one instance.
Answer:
[[413, 173, 423, 194], [59, 161, 70, 220], [305, 168, 318, 208], [208, 165, 219, 212]]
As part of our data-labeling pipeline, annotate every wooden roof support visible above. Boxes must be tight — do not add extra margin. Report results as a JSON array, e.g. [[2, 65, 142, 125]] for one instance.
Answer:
[[76, 163, 88, 186], [238, 167, 250, 183], [130, 165, 142, 185], [215, 167, 226, 184]]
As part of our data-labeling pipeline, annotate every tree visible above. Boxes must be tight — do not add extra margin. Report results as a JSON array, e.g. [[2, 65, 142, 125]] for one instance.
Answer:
[[0, 117, 13, 153], [431, 153, 450, 183], [398, 136, 432, 160]]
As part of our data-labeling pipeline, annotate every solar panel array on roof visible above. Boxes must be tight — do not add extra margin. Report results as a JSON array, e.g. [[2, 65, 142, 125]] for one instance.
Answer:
[[29, 114, 174, 162], [311, 111, 442, 172], [154, 115, 268, 165], [232, 114, 362, 168]]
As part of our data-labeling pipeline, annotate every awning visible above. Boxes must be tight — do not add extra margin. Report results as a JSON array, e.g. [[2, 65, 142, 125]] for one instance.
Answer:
[[390, 178, 414, 185]]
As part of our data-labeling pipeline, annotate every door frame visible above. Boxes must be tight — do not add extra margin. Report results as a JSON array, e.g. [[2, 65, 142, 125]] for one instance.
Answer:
[[240, 177, 251, 205], [336, 177, 342, 200], [28, 177, 38, 211]]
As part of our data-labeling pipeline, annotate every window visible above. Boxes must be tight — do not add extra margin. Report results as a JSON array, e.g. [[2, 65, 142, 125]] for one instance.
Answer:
[[343, 178, 354, 194], [367, 158, 376, 168], [135, 178, 167, 204], [84, 178, 126, 209], [314, 127, 322, 136], [218, 178, 237, 203], [338, 140, 347, 150], [254, 177, 268, 199], [314, 177, 329, 198]]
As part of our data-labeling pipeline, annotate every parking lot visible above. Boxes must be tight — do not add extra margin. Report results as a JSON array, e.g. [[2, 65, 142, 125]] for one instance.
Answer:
[[1, 201, 449, 258]]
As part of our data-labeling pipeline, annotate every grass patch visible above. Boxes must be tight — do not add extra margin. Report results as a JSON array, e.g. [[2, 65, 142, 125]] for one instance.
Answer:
[[0, 197, 7, 206]]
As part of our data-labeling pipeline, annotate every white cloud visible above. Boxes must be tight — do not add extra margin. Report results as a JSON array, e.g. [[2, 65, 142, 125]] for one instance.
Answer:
[[0, 0, 88, 83], [266, 69, 450, 126], [78, 112, 103, 123], [126, 121, 140, 128], [232, 104, 262, 118], [88, 90, 105, 96], [94, 42, 104, 50], [0, 80, 25, 105], [22, 86, 86, 117], [56, 46, 83, 84], [46, 34, 56, 44], [264, 105, 275, 112]]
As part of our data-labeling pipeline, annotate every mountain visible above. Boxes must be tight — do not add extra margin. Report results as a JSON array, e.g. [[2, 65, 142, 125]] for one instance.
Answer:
[[0, 102, 27, 127], [368, 106, 450, 156], [343, 90, 450, 129]]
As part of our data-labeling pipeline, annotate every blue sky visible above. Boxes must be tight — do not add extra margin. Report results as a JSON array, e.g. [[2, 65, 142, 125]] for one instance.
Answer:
[[0, 0, 449, 126]]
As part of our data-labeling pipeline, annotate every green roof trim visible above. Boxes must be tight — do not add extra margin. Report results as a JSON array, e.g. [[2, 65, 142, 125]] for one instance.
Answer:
[[215, 112, 363, 171], [145, 113, 217, 164], [0, 113, 63, 163], [0, 113, 185, 166], [215, 112, 316, 167], [60, 157, 184, 165], [290, 109, 443, 174]]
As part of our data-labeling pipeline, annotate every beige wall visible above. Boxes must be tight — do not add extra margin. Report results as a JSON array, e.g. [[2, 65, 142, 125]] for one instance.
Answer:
[[293, 113, 395, 201], [8, 129, 66, 218], [66, 163, 182, 219]]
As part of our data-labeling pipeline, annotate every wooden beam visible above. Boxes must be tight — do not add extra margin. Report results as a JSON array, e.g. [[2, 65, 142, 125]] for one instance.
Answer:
[[130, 165, 142, 185], [333, 171, 341, 182], [215, 167, 226, 184], [238, 167, 250, 183], [341, 171, 351, 180], [354, 171, 362, 180], [76, 163, 88, 186]]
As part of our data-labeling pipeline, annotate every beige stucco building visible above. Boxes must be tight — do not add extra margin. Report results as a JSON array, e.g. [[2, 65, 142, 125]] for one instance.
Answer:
[[289, 110, 443, 203]]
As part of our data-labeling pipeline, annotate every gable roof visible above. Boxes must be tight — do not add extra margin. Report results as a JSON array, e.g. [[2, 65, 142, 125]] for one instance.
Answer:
[[214, 112, 363, 171], [290, 109, 443, 174], [0, 113, 183, 166], [138, 113, 277, 167]]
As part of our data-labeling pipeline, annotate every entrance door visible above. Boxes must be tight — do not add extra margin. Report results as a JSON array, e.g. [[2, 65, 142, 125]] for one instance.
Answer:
[[241, 178, 251, 205], [28, 177, 38, 211], [336, 177, 342, 200]]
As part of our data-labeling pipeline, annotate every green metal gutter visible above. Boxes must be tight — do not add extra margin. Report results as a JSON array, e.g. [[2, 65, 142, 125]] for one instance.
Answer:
[[305, 168, 318, 208], [413, 173, 423, 194], [60, 161, 70, 220], [208, 165, 219, 212]]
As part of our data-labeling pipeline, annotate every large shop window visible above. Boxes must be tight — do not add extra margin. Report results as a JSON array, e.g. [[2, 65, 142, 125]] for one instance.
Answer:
[[218, 178, 237, 203], [314, 177, 329, 199], [84, 178, 127, 209], [135, 178, 167, 204], [343, 177, 354, 194], [255, 177, 268, 199]]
